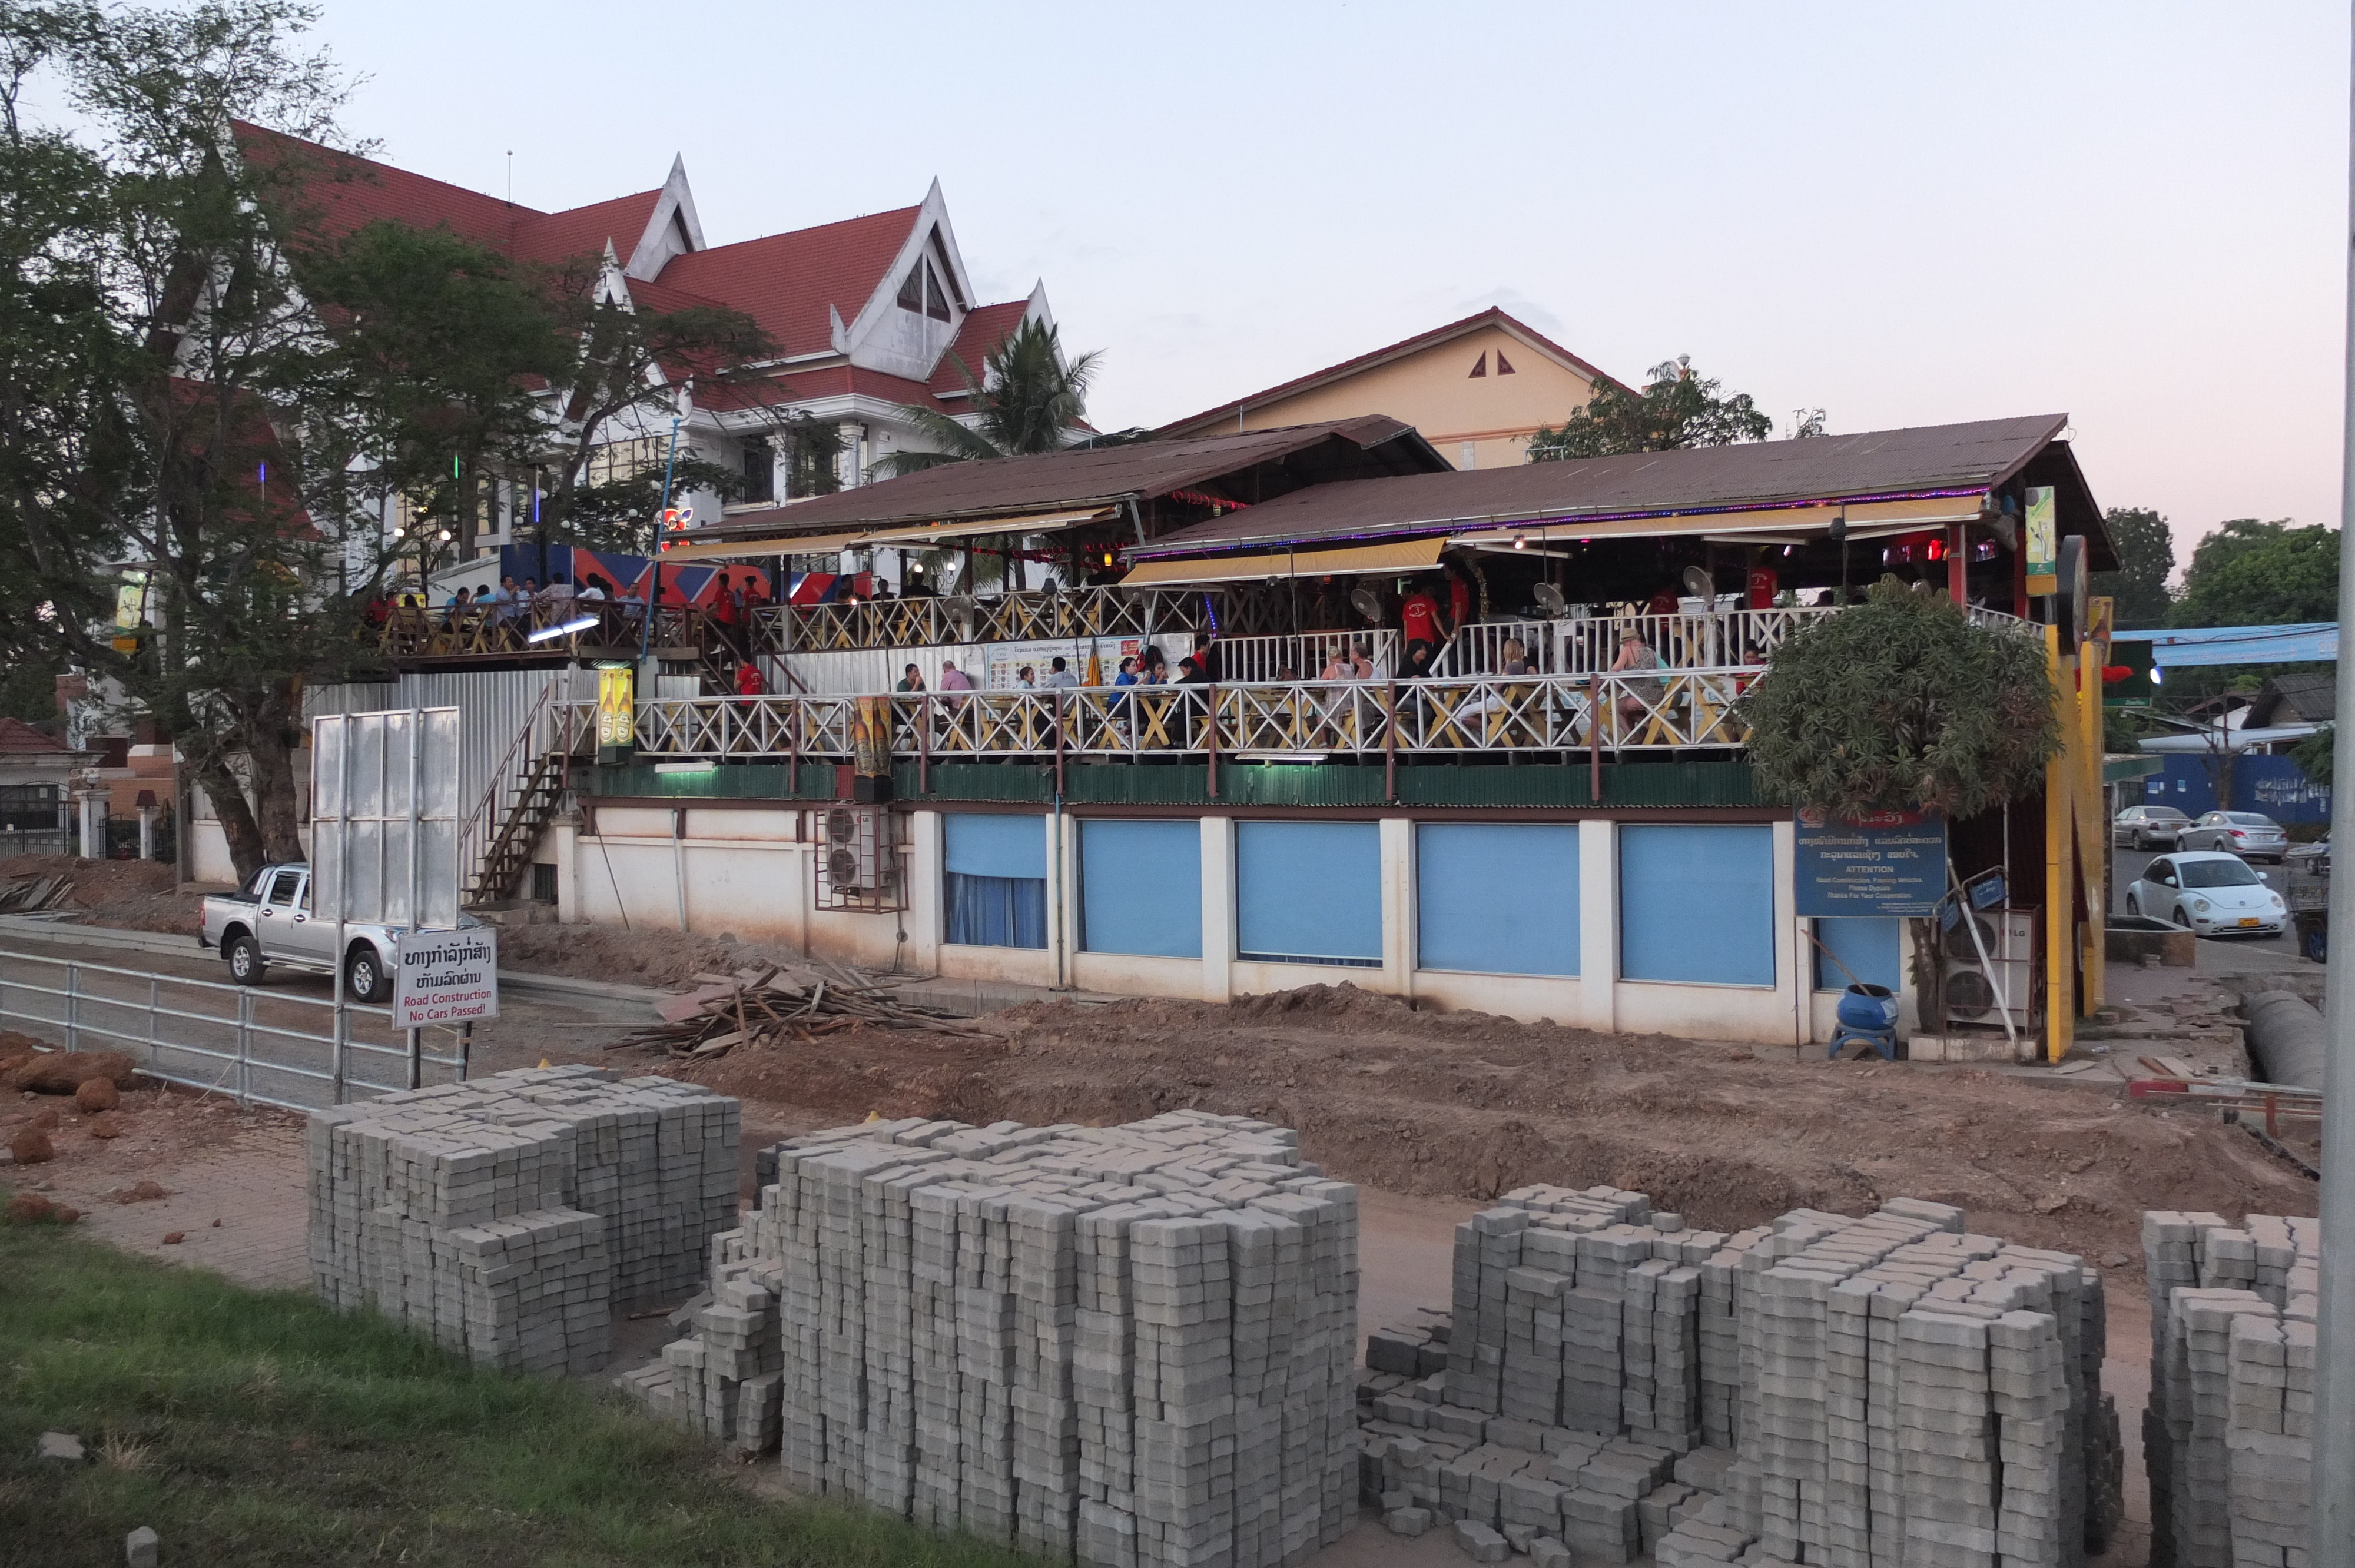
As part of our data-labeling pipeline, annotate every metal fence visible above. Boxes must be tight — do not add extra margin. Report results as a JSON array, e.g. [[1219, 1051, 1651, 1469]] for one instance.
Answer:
[[0, 948, 465, 1112]]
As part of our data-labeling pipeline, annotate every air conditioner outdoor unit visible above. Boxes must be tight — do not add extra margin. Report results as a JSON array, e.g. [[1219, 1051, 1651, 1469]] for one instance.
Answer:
[[814, 805, 904, 912], [1941, 907, 2039, 1031]]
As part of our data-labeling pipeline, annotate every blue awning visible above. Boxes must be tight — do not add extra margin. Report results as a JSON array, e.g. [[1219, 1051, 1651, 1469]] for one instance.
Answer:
[[2108, 623, 2337, 666]]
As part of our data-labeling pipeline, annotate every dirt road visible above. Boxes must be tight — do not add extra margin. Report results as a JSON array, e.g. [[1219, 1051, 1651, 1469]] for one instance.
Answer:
[[664, 981, 2313, 1280]]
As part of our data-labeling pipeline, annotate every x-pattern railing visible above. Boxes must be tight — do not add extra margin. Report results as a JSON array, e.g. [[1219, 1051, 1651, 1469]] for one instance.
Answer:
[[380, 599, 709, 660], [750, 585, 1221, 654], [576, 663, 1767, 764]]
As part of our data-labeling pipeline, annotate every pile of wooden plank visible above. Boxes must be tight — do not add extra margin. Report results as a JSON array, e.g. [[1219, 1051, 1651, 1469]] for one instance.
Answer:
[[0, 872, 75, 915], [613, 961, 995, 1062]]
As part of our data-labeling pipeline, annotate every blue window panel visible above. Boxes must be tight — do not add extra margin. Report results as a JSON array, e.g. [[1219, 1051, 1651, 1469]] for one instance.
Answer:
[[944, 812, 1046, 879], [945, 874, 1047, 948], [1619, 825, 1774, 985], [1813, 916, 1902, 992], [1236, 820, 1381, 966], [1081, 819, 1203, 959], [1416, 823, 1578, 976]]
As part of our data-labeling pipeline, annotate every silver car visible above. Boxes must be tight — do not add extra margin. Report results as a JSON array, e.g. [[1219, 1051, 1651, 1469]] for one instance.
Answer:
[[2177, 810, 2290, 863], [2112, 804, 2190, 850]]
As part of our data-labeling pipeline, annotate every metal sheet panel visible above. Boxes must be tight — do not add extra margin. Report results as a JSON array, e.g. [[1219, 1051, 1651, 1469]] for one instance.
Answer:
[[311, 707, 462, 930]]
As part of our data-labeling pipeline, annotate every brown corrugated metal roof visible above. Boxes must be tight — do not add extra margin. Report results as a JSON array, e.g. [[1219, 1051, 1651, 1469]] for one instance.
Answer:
[[1133, 414, 2081, 557], [684, 416, 1448, 539]]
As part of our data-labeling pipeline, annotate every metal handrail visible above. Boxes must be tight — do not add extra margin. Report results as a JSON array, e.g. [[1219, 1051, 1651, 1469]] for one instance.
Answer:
[[460, 674, 561, 898], [0, 948, 462, 1112]]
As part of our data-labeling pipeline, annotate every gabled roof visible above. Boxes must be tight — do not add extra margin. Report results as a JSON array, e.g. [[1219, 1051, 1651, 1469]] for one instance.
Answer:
[[2250, 672, 2337, 727], [654, 208, 922, 358], [1132, 414, 2104, 560], [232, 122, 669, 269], [1157, 307, 1630, 436], [930, 300, 1032, 396], [0, 718, 71, 755], [694, 416, 1448, 537]]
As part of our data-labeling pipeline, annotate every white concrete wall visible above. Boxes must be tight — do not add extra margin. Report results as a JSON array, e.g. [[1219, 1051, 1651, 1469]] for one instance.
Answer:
[[553, 802, 1895, 1047]]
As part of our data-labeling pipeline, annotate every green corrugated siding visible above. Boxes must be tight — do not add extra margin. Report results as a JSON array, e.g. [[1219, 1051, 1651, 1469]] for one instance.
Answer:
[[581, 758, 1762, 810]]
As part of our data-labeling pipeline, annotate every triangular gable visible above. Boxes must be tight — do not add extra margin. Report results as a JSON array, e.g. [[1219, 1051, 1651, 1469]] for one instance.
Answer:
[[838, 180, 985, 382]]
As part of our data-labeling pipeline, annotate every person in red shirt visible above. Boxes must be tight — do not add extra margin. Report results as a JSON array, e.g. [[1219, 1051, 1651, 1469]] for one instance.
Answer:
[[1444, 566, 1474, 635], [1399, 579, 1444, 649], [734, 659, 766, 696]]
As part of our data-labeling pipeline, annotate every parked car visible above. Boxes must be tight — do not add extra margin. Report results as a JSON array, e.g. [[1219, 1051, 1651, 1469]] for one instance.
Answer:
[[2111, 804, 2190, 849], [2286, 837, 2331, 876], [2123, 852, 2287, 936], [2175, 810, 2290, 862], [197, 863, 409, 1001]]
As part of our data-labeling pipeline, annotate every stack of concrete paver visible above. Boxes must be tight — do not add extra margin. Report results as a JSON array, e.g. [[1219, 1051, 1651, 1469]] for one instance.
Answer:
[[306, 1065, 740, 1374], [633, 1111, 1359, 1568], [2141, 1211, 2318, 1568], [1358, 1187, 2122, 1568]]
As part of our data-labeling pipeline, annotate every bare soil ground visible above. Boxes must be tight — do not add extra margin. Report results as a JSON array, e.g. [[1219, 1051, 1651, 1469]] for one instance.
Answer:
[[9, 853, 209, 935], [656, 982, 2314, 1278], [494, 923, 839, 991]]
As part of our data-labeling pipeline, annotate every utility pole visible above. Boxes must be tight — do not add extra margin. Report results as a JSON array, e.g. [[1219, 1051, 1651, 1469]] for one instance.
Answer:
[[2316, 11, 2355, 1565]]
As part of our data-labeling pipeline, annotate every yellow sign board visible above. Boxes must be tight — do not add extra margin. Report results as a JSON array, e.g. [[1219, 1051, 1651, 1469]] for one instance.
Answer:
[[595, 663, 635, 748]]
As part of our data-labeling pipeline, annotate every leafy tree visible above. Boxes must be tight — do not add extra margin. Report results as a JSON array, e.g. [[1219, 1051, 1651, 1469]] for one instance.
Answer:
[[2171, 518, 2337, 628], [2293, 725, 2331, 788], [2090, 507, 2175, 629], [0, 0, 388, 879], [1526, 355, 1776, 461], [1740, 576, 2061, 819]]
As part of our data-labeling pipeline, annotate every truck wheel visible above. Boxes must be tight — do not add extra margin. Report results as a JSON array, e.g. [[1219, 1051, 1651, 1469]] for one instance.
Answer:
[[2305, 924, 2327, 964], [347, 946, 390, 1004], [225, 932, 264, 986]]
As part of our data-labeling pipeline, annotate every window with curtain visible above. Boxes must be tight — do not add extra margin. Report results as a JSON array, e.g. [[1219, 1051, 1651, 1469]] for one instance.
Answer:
[[944, 813, 1047, 949], [1080, 819, 1202, 959], [1618, 824, 1775, 985], [1416, 823, 1578, 976], [1236, 820, 1381, 966], [1812, 916, 1901, 992]]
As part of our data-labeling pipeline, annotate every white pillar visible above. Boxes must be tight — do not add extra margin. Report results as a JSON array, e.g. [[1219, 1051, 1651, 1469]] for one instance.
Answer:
[[1773, 819, 1805, 1049], [1199, 815, 1234, 1002], [552, 810, 582, 925], [1380, 815, 1415, 998], [1578, 818, 1617, 1032], [905, 810, 943, 975], [78, 793, 102, 861], [137, 806, 154, 862], [1050, 810, 1077, 990]]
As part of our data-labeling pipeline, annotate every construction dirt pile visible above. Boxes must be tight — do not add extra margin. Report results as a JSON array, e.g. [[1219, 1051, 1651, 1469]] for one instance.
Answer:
[[495, 922, 832, 991], [11, 855, 207, 935], [656, 984, 2316, 1281]]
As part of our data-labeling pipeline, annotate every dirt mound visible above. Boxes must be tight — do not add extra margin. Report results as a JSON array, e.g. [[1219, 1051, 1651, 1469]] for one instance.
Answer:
[[0, 854, 202, 935], [6, 1049, 137, 1094], [665, 989, 2312, 1276], [494, 923, 835, 991]]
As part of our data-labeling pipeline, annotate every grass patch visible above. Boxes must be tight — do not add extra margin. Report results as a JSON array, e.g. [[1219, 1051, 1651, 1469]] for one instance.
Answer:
[[0, 1202, 1034, 1567]]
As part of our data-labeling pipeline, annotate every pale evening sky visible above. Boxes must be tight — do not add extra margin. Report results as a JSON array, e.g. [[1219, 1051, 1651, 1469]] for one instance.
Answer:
[[296, 2, 2351, 567]]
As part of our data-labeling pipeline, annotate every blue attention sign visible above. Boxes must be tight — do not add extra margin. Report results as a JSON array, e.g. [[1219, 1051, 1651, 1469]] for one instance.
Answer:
[[1794, 809, 1946, 917]]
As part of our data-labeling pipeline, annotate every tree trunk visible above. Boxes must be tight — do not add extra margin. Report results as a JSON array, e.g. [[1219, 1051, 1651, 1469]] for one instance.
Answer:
[[246, 682, 307, 866], [184, 748, 270, 885]]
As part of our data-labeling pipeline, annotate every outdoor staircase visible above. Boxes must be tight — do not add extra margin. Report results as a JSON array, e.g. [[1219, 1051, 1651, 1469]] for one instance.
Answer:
[[467, 753, 565, 905]]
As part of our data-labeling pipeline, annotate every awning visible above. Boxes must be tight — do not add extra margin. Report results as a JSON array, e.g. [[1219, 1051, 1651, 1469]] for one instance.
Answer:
[[860, 507, 1113, 545], [1120, 536, 1447, 589], [656, 529, 878, 562], [1446, 494, 1988, 549], [657, 507, 1115, 563]]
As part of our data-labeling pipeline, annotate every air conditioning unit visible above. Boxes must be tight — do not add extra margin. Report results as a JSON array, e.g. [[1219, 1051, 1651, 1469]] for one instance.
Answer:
[[1941, 907, 2039, 1031], [814, 805, 904, 912]]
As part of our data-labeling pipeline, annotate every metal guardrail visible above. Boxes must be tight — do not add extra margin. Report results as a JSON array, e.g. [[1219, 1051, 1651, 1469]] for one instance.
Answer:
[[0, 948, 465, 1112], [572, 665, 1766, 763], [748, 583, 1222, 654]]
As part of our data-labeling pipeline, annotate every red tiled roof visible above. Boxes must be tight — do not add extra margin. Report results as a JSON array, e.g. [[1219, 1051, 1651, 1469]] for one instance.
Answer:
[[928, 300, 1030, 394], [652, 208, 920, 357], [1157, 307, 1631, 436], [512, 190, 664, 267], [0, 718, 70, 755], [697, 363, 953, 416], [235, 122, 662, 270]]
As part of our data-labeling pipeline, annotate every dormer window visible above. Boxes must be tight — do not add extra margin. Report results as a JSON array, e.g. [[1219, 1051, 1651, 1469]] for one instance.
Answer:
[[924, 260, 950, 321], [897, 227, 966, 321]]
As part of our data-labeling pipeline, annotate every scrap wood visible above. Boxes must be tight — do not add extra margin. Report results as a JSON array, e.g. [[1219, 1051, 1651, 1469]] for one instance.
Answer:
[[0, 874, 74, 914], [614, 969, 994, 1061]]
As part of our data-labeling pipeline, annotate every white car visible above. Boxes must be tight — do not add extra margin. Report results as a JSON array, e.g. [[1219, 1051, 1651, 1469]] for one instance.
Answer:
[[2124, 851, 2287, 937]]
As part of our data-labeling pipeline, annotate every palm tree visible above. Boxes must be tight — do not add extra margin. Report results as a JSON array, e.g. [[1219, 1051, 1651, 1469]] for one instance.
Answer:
[[874, 318, 1102, 590], [876, 318, 1102, 477]]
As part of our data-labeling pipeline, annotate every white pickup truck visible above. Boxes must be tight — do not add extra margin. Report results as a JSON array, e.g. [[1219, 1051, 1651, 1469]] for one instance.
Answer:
[[198, 863, 403, 1001]]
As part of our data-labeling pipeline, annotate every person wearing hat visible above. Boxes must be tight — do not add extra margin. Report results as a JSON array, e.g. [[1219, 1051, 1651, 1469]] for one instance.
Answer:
[[1609, 626, 1664, 728]]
